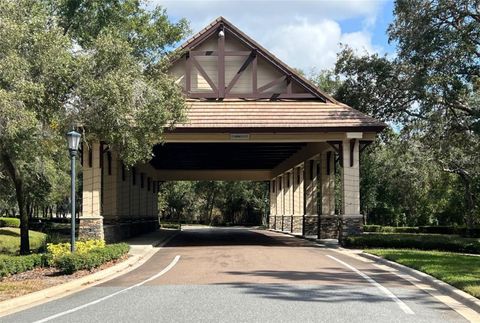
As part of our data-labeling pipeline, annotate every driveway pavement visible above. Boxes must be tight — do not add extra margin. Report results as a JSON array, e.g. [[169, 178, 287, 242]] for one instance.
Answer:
[[1, 227, 470, 322]]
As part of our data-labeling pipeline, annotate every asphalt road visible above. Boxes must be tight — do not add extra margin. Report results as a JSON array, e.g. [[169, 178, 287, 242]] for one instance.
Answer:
[[2, 227, 469, 323]]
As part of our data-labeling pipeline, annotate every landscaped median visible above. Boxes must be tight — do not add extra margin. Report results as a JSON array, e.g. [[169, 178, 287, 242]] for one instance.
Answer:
[[343, 233, 480, 254], [366, 249, 480, 298], [0, 240, 130, 278], [343, 231, 480, 299]]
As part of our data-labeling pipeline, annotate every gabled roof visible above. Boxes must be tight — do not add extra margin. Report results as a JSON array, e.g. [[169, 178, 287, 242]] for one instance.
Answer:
[[173, 16, 336, 103], [169, 17, 387, 133], [173, 100, 386, 133]]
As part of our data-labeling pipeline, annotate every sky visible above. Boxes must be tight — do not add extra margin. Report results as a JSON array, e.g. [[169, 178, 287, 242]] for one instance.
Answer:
[[152, 0, 395, 73]]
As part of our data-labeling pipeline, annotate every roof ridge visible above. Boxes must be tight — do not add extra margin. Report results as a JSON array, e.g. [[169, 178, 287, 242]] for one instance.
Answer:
[[175, 16, 337, 103]]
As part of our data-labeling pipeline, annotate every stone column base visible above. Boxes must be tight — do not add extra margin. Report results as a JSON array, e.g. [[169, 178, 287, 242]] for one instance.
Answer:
[[303, 215, 318, 236], [291, 215, 303, 234], [268, 216, 276, 229], [339, 214, 363, 241], [282, 215, 292, 232], [275, 215, 283, 231], [79, 216, 104, 241], [319, 215, 339, 239]]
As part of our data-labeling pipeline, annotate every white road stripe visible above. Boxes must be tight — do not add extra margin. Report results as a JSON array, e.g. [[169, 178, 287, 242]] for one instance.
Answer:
[[327, 255, 415, 315], [33, 255, 181, 323]]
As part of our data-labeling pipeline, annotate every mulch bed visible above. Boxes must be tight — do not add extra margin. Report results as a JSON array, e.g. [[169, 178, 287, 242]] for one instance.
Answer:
[[0, 254, 129, 302]]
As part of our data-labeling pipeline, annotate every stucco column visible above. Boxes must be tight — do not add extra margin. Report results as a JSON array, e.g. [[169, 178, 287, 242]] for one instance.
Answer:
[[102, 151, 120, 224], [275, 175, 283, 230], [319, 150, 338, 239], [292, 165, 304, 234], [269, 179, 276, 229], [133, 167, 140, 220], [339, 138, 362, 240], [282, 171, 293, 232], [80, 142, 104, 240], [303, 157, 319, 236]]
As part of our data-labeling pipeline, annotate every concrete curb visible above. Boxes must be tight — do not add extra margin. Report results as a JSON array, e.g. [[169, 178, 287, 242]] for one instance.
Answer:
[[268, 228, 340, 248], [358, 251, 480, 314], [0, 230, 178, 318]]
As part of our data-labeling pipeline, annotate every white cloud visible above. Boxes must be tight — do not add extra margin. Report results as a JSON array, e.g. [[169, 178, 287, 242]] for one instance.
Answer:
[[151, 0, 387, 70], [265, 20, 378, 72]]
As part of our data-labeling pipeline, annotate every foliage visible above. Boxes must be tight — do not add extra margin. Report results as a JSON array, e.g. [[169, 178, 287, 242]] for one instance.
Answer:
[[0, 0, 190, 254], [0, 253, 47, 277], [46, 239, 106, 265], [327, 0, 480, 231], [0, 217, 20, 228], [363, 225, 419, 234], [343, 233, 480, 254], [308, 69, 342, 96], [158, 181, 268, 226], [0, 228, 47, 254], [54, 243, 129, 274], [368, 249, 480, 298], [363, 225, 480, 236]]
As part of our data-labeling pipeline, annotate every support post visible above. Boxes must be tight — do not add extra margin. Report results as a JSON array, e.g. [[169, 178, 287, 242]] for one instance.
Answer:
[[292, 165, 304, 234], [319, 150, 338, 239], [269, 179, 276, 229], [275, 175, 283, 230], [339, 139, 362, 240], [80, 142, 104, 240], [303, 157, 319, 237]]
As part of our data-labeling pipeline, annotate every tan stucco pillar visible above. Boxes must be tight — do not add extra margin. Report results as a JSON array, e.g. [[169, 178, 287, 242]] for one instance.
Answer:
[[303, 157, 319, 236], [102, 151, 120, 223], [118, 163, 129, 220], [80, 142, 104, 240], [319, 150, 338, 239], [292, 165, 304, 234], [269, 179, 277, 229], [282, 170, 293, 232], [132, 167, 140, 218], [339, 138, 362, 239], [275, 174, 284, 230]]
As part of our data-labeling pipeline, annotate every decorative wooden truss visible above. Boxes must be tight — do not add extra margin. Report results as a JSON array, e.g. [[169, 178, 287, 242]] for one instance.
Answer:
[[171, 17, 333, 101]]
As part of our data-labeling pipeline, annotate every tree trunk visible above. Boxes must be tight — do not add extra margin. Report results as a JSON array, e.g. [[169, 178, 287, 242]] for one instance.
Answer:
[[2, 153, 30, 254]]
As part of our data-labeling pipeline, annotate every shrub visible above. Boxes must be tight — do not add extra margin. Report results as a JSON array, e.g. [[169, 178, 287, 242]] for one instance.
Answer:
[[363, 225, 419, 233], [0, 217, 20, 228], [46, 239, 106, 265], [54, 243, 129, 274], [0, 254, 47, 277], [343, 233, 480, 254], [363, 225, 480, 236]]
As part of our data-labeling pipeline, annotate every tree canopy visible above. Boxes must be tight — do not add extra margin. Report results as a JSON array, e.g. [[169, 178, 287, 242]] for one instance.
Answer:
[[0, 0, 190, 253], [324, 0, 480, 231]]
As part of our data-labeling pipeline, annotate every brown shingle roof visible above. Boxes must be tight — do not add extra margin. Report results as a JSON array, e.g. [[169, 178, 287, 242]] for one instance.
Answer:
[[172, 100, 386, 133]]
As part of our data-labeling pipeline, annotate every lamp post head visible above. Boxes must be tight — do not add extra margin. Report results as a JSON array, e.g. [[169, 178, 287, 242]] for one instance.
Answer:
[[67, 130, 81, 157]]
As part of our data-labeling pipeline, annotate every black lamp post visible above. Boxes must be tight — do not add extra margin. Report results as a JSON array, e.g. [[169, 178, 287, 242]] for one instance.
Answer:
[[66, 130, 81, 252]]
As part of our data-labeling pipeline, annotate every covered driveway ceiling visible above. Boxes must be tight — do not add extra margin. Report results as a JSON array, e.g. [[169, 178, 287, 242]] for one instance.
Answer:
[[150, 143, 307, 170]]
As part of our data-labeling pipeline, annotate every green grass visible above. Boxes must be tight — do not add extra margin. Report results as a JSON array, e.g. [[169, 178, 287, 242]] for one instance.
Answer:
[[368, 249, 480, 298], [0, 228, 47, 254]]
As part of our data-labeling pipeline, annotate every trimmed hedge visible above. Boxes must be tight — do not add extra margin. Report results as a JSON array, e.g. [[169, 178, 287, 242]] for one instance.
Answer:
[[0, 217, 20, 228], [364, 225, 419, 233], [343, 233, 480, 254], [363, 225, 480, 236], [54, 243, 129, 274], [0, 254, 47, 277]]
